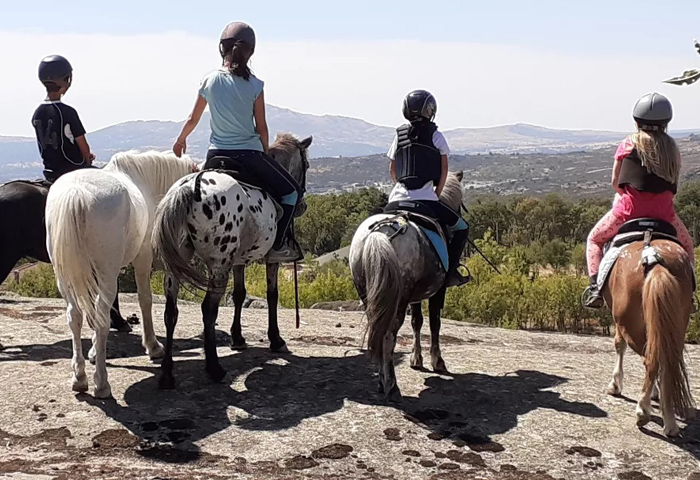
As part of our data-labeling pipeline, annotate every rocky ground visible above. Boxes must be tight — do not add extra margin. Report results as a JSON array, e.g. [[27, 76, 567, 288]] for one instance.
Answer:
[[0, 292, 699, 479]]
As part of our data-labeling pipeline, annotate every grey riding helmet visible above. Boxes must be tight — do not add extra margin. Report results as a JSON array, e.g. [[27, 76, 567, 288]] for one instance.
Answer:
[[403, 90, 437, 122], [219, 22, 256, 57], [38, 55, 72, 85], [633, 92, 673, 130]]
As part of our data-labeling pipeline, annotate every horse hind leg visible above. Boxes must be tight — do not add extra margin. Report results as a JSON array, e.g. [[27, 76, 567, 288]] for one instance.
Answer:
[[159, 274, 181, 390], [409, 302, 424, 370], [91, 282, 117, 399], [428, 291, 448, 374], [66, 301, 88, 393], [381, 303, 407, 403], [607, 331, 626, 396], [201, 273, 228, 383], [635, 358, 657, 429]]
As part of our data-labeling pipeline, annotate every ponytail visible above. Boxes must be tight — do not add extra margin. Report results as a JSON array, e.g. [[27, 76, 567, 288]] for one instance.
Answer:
[[225, 42, 253, 80]]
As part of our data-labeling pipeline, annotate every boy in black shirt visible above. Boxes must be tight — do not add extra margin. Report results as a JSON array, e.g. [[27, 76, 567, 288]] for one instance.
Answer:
[[32, 55, 95, 182]]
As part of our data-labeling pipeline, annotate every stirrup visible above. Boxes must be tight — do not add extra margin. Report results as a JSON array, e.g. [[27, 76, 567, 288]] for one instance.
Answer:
[[445, 264, 472, 288]]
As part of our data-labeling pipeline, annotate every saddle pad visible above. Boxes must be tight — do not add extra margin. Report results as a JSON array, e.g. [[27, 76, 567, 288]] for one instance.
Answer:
[[419, 226, 449, 272], [597, 243, 630, 290]]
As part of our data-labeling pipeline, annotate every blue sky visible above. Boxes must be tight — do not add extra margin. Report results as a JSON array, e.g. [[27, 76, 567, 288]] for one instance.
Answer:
[[4, 0, 698, 53], [2, 1, 700, 135]]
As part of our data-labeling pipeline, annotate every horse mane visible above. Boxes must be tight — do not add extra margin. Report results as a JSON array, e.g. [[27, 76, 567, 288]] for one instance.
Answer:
[[272, 133, 309, 167], [105, 150, 195, 197], [439, 172, 464, 211]]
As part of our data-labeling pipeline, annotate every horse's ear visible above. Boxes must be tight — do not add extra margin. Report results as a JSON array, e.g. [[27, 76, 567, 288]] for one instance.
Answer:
[[300, 136, 313, 150], [455, 170, 463, 181]]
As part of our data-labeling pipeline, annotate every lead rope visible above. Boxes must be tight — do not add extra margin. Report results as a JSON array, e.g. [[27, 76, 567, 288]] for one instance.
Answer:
[[292, 221, 301, 329]]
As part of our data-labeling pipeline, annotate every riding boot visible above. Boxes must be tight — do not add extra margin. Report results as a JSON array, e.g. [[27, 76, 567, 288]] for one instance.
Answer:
[[267, 204, 303, 263], [445, 229, 471, 288], [583, 274, 605, 309]]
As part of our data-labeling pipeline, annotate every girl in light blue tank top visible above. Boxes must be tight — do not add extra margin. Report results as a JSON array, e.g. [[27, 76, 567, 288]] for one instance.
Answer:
[[172, 21, 304, 263]]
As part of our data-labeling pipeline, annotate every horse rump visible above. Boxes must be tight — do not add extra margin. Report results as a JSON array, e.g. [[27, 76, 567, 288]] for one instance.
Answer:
[[152, 179, 209, 290]]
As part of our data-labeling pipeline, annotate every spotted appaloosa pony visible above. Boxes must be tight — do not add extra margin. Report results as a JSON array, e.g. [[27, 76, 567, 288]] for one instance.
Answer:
[[604, 238, 696, 437], [0, 180, 129, 331], [153, 133, 311, 389], [349, 171, 464, 401], [45, 151, 198, 398]]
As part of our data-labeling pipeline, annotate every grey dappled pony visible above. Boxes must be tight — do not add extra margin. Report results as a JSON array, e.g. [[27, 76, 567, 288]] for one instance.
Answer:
[[349, 171, 465, 401]]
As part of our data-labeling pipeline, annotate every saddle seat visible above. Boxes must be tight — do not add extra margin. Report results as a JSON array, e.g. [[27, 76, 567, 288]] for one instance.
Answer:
[[370, 201, 450, 272], [605, 217, 679, 252], [597, 217, 690, 293]]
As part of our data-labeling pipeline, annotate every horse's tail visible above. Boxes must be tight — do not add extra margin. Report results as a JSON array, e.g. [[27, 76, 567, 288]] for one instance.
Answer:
[[152, 181, 209, 290], [643, 263, 695, 417], [362, 231, 403, 361], [47, 187, 110, 331]]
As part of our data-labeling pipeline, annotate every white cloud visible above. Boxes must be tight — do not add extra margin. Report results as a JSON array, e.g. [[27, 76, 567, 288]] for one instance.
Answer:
[[2, 29, 700, 137]]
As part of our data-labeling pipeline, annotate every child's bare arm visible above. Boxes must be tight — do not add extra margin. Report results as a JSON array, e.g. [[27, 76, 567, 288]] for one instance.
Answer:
[[174, 95, 207, 156], [75, 136, 94, 164]]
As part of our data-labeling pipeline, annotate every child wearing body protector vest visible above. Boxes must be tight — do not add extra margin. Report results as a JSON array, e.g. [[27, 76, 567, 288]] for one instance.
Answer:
[[386, 90, 471, 288]]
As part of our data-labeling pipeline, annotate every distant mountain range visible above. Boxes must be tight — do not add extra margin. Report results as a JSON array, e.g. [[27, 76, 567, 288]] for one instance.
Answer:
[[2, 104, 699, 188]]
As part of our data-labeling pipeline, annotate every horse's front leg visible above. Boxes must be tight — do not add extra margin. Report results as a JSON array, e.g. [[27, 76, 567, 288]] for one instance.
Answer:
[[230, 265, 247, 350], [428, 291, 448, 374], [159, 274, 180, 390], [266, 262, 288, 352], [202, 273, 227, 383], [133, 248, 164, 359], [607, 330, 626, 396], [409, 302, 424, 370]]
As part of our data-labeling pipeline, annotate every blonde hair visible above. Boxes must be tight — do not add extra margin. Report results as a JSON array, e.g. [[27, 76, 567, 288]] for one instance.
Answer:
[[630, 128, 681, 185]]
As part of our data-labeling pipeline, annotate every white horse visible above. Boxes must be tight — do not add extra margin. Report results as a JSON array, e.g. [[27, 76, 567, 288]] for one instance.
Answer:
[[152, 133, 311, 389], [45, 151, 198, 398]]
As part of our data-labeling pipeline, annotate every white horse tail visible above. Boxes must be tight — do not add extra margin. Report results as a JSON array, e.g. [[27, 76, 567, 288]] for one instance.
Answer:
[[48, 188, 110, 331], [363, 231, 403, 361], [153, 181, 209, 289], [643, 263, 695, 418]]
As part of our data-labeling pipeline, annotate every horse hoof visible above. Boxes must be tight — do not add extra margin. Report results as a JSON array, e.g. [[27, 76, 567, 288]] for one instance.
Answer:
[[607, 382, 621, 396], [148, 342, 165, 360], [386, 385, 402, 404], [636, 412, 651, 428], [432, 359, 448, 375], [271, 342, 289, 353], [72, 377, 88, 393], [93, 385, 112, 399], [664, 425, 681, 438], [410, 355, 424, 370], [207, 364, 227, 383], [159, 374, 176, 390], [230, 341, 248, 351]]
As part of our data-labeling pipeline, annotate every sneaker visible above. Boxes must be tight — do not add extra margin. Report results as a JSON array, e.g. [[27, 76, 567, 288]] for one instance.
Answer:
[[582, 286, 605, 309], [267, 237, 303, 264]]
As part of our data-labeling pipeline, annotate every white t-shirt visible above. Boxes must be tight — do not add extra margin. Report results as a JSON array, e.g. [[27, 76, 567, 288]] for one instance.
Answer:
[[387, 130, 450, 203]]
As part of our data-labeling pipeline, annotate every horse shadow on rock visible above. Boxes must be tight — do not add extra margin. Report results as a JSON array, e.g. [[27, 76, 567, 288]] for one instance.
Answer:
[[0, 331, 202, 363], [84, 345, 607, 463]]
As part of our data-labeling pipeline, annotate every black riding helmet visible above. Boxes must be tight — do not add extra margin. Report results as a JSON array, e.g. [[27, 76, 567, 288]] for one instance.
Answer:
[[633, 92, 673, 130], [402, 89, 437, 122], [219, 21, 256, 57], [38, 55, 72, 86]]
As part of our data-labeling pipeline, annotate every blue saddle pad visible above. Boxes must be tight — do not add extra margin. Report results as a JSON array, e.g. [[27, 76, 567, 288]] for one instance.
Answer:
[[419, 226, 449, 271]]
